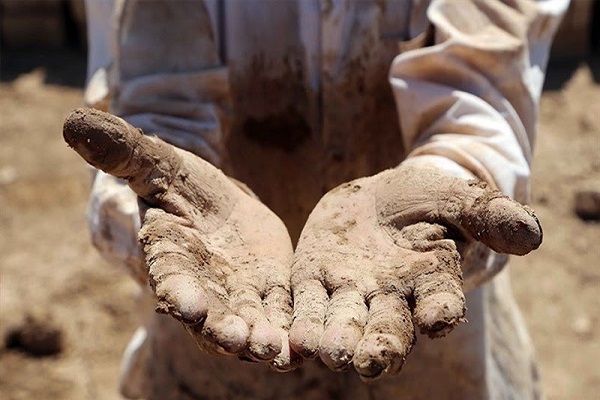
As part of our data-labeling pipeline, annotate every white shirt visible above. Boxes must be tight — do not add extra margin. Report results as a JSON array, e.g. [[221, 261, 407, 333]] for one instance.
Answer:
[[83, 1, 568, 399]]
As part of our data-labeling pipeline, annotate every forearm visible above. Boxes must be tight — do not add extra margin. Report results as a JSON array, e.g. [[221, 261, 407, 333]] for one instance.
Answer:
[[390, 0, 567, 288], [393, 0, 568, 202]]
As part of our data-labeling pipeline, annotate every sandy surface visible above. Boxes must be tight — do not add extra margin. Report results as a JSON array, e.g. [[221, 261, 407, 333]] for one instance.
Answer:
[[0, 53, 598, 400]]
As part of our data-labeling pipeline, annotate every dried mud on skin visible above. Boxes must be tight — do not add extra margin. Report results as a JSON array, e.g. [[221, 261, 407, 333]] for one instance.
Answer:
[[63, 107, 543, 382], [2, 61, 598, 400], [63, 107, 296, 370], [290, 162, 542, 380]]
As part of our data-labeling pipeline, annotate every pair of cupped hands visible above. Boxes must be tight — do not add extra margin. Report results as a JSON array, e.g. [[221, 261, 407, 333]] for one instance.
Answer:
[[64, 108, 542, 381]]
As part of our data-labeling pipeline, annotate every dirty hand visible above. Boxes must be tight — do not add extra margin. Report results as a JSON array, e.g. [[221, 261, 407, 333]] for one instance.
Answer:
[[289, 165, 542, 380], [63, 108, 296, 370]]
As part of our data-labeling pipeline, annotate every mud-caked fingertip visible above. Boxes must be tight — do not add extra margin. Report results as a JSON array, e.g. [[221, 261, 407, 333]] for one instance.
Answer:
[[318, 325, 362, 371], [288, 320, 324, 359], [352, 334, 408, 381], [474, 197, 543, 256], [153, 274, 209, 325], [413, 292, 466, 338], [202, 314, 250, 355], [244, 321, 283, 361]]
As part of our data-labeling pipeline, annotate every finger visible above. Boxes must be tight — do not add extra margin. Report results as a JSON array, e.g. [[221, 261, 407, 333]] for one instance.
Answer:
[[141, 209, 211, 324], [63, 108, 181, 200], [353, 292, 415, 381], [191, 311, 249, 355], [289, 279, 328, 359], [263, 284, 293, 331], [318, 286, 368, 371], [412, 244, 466, 338], [140, 208, 249, 354], [439, 179, 542, 256], [229, 283, 282, 361], [262, 284, 302, 372]]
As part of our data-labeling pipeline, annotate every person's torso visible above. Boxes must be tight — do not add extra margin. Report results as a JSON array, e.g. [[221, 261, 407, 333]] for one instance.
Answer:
[[221, 0, 413, 240]]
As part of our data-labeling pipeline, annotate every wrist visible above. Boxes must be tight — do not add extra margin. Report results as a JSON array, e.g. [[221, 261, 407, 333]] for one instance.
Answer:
[[400, 155, 476, 181]]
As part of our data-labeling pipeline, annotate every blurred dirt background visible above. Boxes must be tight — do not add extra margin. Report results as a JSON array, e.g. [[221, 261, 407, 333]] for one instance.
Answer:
[[0, 1, 599, 399]]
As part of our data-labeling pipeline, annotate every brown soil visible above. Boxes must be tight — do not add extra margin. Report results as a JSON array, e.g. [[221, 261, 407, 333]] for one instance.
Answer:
[[0, 55, 598, 399], [5, 309, 64, 357]]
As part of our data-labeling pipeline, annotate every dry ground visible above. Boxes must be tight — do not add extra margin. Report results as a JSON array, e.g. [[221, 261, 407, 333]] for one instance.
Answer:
[[0, 52, 598, 400]]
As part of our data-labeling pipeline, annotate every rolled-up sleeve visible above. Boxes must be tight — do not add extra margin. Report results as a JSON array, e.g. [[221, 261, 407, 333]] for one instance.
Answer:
[[109, 0, 231, 167], [391, 0, 569, 203]]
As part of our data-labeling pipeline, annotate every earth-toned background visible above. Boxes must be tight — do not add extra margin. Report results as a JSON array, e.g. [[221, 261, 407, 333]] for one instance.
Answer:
[[1, 1, 599, 399]]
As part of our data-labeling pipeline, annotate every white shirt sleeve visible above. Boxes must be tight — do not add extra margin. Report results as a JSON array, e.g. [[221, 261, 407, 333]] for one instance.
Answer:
[[391, 0, 569, 203], [87, 0, 230, 167]]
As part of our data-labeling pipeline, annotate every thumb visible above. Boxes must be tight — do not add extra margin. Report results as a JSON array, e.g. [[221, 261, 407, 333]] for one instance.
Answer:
[[440, 179, 542, 256], [63, 108, 181, 201]]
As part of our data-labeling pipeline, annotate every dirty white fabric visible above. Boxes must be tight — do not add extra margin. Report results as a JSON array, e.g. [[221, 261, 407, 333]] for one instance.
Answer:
[[83, 1, 568, 399]]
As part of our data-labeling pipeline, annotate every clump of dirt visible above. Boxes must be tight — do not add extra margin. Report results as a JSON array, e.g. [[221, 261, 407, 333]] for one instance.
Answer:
[[5, 312, 64, 357], [574, 188, 600, 221]]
